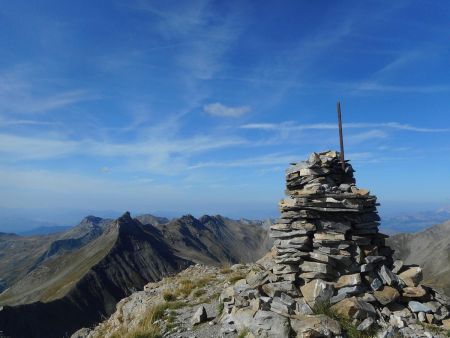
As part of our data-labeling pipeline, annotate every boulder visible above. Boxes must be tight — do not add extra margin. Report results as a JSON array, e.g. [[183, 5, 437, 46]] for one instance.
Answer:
[[389, 315, 405, 328], [357, 317, 374, 331], [334, 273, 362, 289], [191, 306, 208, 325], [408, 301, 431, 313], [301, 261, 333, 274], [270, 295, 295, 316], [402, 286, 427, 298], [262, 281, 298, 297], [398, 267, 423, 287], [294, 298, 313, 316], [249, 310, 290, 337], [230, 307, 256, 330], [391, 260, 404, 274], [300, 279, 334, 307], [370, 278, 383, 291], [290, 314, 341, 338], [330, 297, 376, 319], [441, 318, 450, 330], [330, 286, 366, 304], [378, 265, 398, 286], [435, 306, 449, 321], [374, 286, 400, 305], [220, 286, 235, 302], [246, 270, 269, 288]]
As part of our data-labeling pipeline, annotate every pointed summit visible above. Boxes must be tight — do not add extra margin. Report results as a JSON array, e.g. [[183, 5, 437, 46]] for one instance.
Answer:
[[117, 211, 132, 223]]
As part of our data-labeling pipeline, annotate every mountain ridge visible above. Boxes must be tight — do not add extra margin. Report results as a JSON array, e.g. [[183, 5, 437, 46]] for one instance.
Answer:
[[0, 212, 271, 338]]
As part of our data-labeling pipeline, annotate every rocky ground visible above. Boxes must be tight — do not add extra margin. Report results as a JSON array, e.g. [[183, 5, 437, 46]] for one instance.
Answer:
[[72, 261, 450, 338], [72, 264, 252, 338]]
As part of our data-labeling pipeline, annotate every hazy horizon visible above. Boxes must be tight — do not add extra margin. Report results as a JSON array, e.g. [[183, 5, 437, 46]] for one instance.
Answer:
[[1, 199, 449, 233]]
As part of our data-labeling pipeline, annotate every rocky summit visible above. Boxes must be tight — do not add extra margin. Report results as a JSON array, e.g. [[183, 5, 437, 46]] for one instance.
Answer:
[[219, 151, 450, 337]]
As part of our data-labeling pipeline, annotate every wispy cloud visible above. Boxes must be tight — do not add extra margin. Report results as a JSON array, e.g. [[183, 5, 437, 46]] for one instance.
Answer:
[[240, 121, 450, 133], [347, 130, 387, 143], [188, 153, 304, 170], [0, 116, 57, 127], [0, 165, 182, 210], [0, 131, 247, 174], [0, 66, 93, 115], [203, 102, 250, 117], [349, 81, 450, 93]]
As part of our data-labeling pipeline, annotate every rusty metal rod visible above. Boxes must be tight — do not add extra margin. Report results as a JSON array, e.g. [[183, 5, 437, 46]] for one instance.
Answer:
[[337, 101, 345, 172]]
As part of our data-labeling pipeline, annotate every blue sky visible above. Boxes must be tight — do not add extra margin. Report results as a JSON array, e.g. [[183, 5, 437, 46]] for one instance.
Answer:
[[1, 1, 450, 229]]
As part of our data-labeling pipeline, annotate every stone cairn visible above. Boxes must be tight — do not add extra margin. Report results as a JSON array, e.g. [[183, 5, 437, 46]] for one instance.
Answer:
[[220, 150, 450, 338]]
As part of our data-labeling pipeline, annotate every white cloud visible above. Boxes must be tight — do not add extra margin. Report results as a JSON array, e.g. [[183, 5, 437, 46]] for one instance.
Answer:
[[203, 102, 250, 117]]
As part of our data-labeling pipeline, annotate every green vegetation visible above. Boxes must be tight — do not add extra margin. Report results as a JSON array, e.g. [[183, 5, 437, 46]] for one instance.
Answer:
[[196, 275, 214, 287], [176, 279, 195, 297], [228, 272, 246, 284], [220, 266, 233, 274], [217, 301, 224, 316], [162, 291, 176, 302], [107, 301, 184, 338], [417, 320, 447, 335], [313, 302, 379, 338], [238, 327, 250, 338], [193, 288, 206, 297], [172, 275, 216, 298]]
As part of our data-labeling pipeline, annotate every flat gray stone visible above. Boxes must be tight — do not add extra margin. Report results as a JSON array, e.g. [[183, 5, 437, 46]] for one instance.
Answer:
[[408, 301, 431, 313], [357, 317, 374, 331], [378, 265, 399, 286]]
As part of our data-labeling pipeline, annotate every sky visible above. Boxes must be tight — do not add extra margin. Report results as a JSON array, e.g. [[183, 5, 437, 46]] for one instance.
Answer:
[[1, 1, 450, 230]]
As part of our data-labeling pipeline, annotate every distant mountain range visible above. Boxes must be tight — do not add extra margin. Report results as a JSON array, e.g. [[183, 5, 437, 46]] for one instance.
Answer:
[[0, 212, 271, 338], [380, 207, 450, 234], [18, 225, 74, 236]]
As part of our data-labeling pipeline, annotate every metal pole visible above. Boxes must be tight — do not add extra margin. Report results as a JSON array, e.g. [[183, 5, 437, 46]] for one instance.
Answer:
[[337, 101, 345, 171]]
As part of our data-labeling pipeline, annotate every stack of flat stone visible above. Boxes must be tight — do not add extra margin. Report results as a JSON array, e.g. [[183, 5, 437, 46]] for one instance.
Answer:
[[273, 150, 392, 288], [220, 150, 450, 338]]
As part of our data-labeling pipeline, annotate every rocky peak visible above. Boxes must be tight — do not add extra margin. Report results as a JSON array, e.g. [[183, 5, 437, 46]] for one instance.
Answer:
[[199, 215, 225, 227], [81, 215, 103, 225], [115, 211, 146, 237], [117, 211, 132, 223], [176, 214, 206, 231]]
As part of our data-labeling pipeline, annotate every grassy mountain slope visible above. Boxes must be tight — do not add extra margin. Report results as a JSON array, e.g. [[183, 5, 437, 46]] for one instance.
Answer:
[[159, 214, 271, 265], [388, 220, 450, 293]]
